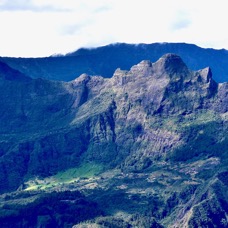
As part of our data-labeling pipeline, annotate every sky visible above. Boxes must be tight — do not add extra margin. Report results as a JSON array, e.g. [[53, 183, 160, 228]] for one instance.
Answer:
[[0, 0, 228, 57]]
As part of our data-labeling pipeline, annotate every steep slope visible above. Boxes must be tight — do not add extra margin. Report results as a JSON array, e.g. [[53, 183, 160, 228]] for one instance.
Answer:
[[0, 61, 76, 133], [0, 54, 227, 227], [1, 42, 228, 82]]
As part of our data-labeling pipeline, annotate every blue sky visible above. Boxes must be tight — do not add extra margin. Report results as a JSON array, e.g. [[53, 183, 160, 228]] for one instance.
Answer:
[[0, 0, 228, 57]]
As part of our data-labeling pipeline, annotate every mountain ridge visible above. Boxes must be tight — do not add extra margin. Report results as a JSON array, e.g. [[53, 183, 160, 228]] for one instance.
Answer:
[[1, 42, 228, 82], [0, 53, 227, 227], [0, 53, 227, 190]]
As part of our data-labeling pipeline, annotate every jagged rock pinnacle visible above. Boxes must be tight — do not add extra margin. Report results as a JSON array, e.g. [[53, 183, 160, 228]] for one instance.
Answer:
[[156, 53, 189, 74], [74, 73, 91, 83], [137, 60, 152, 67], [198, 67, 212, 83]]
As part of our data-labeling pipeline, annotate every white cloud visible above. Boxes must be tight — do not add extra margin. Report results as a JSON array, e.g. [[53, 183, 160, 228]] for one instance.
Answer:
[[0, 0, 68, 11], [1, 0, 228, 57]]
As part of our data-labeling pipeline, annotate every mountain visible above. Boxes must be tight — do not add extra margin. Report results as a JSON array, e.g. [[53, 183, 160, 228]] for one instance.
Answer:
[[0, 54, 227, 227], [1, 42, 228, 82]]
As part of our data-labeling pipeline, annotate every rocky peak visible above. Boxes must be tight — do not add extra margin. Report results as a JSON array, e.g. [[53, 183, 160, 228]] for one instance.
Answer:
[[135, 60, 152, 68], [72, 73, 105, 90], [159, 53, 183, 61], [154, 53, 189, 76], [118, 53, 191, 84], [111, 54, 198, 91], [107, 54, 225, 116], [198, 67, 213, 83], [73, 73, 91, 85], [129, 60, 153, 75]]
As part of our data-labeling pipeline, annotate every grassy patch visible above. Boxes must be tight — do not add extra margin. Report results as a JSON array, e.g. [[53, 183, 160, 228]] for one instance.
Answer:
[[55, 163, 103, 181], [24, 163, 103, 191]]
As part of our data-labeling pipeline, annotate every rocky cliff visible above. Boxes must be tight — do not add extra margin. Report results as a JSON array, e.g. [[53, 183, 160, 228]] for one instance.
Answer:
[[0, 54, 227, 227]]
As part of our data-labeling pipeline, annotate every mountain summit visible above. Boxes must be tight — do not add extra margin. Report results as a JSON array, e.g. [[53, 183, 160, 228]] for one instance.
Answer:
[[0, 54, 227, 227]]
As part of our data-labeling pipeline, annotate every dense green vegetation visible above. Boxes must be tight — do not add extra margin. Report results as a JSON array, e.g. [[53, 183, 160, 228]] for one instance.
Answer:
[[0, 191, 103, 228]]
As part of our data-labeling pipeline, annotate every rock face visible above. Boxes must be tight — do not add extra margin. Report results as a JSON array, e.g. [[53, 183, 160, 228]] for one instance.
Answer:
[[0, 54, 227, 227]]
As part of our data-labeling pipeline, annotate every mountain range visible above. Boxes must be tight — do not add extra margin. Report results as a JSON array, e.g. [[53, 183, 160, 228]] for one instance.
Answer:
[[1, 42, 228, 83], [0, 49, 227, 227]]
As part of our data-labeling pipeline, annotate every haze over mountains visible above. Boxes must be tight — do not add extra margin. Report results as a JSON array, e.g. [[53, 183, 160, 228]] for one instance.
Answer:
[[1, 42, 228, 83], [0, 50, 227, 227]]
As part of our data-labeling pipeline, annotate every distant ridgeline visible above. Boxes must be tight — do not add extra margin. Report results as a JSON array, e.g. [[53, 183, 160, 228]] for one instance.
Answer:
[[1, 42, 228, 82]]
